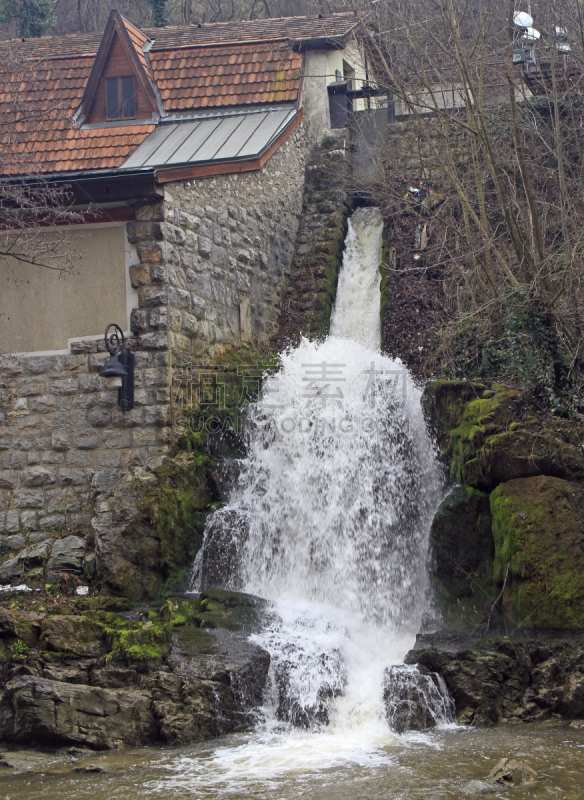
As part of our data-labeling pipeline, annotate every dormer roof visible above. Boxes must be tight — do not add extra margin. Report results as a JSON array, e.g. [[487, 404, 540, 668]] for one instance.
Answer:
[[75, 10, 161, 125]]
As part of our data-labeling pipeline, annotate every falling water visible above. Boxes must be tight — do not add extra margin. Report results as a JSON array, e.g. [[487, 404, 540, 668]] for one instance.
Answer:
[[191, 207, 452, 775]]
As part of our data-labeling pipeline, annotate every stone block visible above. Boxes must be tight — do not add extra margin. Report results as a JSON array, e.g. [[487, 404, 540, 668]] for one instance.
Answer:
[[30, 396, 56, 413], [70, 340, 98, 354], [5, 534, 26, 551], [0, 471, 18, 490], [129, 263, 151, 288], [41, 452, 64, 465], [96, 451, 122, 469], [14, 489, 44, 509], [20, 511, 38, 531], [51, 430, 70, 451], [141, 332, 169, 350], [47, 535, 86, 572], [91, 468, 123, 494], [58, 469, 90, 487], [139, 285, 168, 307], [198, 237, 212, 258], [64, 355, 87, 372], [101, 430, 132, 449], [0, 357, 23, 375], [79, 374, 102, 393], [111, 407, 143, 428], [151, 263, 168, 283], [0, 511, 20, 534], [68, 513, 92, 529], [21, 466, 56, 487], [74, 394, 99, 410], [39, 515, 66, 531], [135, 202, 164, 221], [176, 289, 191, 309], [65, 452, 94, 468], [143, 368, 168, 388], [149, 307, 168, 329], [18, 379, 45, 397], [25, 357, 61, 376], [143, 405, 169, 427], [88, 354, 109, 372], [126, 220, 163, 243], [51, 378, 78, 396], [87, 408, 111, 428], [138, 244, 162, 263], [73, 428, 100, 450]]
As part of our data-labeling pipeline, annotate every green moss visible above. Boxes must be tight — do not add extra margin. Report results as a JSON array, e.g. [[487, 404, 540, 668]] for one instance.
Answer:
[[490, 476, 584, 629]]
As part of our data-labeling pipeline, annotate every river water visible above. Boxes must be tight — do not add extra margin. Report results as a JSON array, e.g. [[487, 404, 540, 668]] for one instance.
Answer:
[[6, 208, 584, 797], [3, 723, 584, 798]]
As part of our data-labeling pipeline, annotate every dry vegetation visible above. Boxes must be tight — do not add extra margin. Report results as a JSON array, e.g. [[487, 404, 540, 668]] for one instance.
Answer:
[[354, 0, 584, 413]]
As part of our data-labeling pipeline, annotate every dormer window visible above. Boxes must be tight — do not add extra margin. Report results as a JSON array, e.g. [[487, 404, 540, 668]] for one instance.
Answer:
[[106, 76, 136, 120]]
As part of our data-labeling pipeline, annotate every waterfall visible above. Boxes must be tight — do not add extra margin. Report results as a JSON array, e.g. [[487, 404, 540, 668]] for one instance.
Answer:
[[191, 207, 452, 747]]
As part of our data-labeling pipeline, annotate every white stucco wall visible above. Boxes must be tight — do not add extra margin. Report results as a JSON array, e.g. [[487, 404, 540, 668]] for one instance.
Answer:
[[0, 222, 139, 355], [302, 41, 368, 144]]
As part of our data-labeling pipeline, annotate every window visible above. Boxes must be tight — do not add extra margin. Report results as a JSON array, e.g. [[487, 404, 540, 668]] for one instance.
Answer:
[[106, 76, 136, 120]]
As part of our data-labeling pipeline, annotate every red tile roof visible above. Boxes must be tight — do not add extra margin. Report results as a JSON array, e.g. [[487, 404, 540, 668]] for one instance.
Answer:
[[149, 41, 301, 109], [0, 12, 356, 176]]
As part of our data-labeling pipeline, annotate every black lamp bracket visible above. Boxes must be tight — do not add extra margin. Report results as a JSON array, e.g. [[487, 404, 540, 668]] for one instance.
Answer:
[[105, 323, 126, 356], [102, 323, 134, 412]]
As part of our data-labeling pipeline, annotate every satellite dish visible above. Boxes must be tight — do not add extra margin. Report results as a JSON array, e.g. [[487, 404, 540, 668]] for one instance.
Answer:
[[522, 26, 541, 42], [513, 11, 533, 29]]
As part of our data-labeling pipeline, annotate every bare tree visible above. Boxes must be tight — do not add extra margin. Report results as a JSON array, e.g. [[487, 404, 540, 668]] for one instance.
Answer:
[[352, 0, 584, 407], [0, 49, 84, 275]]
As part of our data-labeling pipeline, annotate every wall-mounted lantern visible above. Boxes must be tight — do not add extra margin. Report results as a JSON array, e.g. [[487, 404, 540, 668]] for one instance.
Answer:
[[100, 323, 134, 412]]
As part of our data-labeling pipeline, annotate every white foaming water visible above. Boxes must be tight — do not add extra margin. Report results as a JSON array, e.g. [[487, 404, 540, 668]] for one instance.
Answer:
[[185, 207, 449, 785]]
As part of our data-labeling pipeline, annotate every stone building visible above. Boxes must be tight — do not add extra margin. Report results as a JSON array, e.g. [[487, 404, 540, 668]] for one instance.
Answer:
[[0, 10, 367, 583]]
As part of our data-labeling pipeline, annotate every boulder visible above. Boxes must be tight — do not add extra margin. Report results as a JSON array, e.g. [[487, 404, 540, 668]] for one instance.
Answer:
[[463, 429, 584, 490], [487, 758, 537, 787], [0, 676, 157, 749], [47, 536, 86, 572], [491, 476, 584, 628], [383, 664, 454, 732], [0, 608, 16, 637], [39, 616, 105, 658], [430, 486, 493, 600]]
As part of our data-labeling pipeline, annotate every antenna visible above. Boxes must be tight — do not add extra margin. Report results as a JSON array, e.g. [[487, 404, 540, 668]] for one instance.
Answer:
[[522, 26, 541, 42], [513, 11, 534, 30]]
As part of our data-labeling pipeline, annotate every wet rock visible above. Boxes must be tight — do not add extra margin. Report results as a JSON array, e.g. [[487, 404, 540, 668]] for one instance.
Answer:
[[406, 634, 584, 725], [47, 536, 86, 572], [430, 486, 493, 600], [1, 676, 158, 749], [487, 757, 537, 787], [383, 664, 454, 732]]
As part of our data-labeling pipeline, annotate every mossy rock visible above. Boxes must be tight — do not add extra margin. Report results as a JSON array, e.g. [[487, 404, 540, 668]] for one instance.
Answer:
[[491, 475, 584, 629], [39, 615, 106, 657], [422, 380, 489, 452], [196, 590, 266, 631], [463, 429, 584, 490], [173, 625, 216, 657]]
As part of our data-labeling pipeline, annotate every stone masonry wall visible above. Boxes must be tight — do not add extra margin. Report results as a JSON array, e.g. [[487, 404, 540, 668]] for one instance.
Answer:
[[128, 123, 307, 360], [0, 338, 173, 592], [0, 125, 309, 593]]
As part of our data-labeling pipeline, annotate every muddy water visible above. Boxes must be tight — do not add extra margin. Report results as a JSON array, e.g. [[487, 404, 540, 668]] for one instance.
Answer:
[[2, 723, 584, 799]]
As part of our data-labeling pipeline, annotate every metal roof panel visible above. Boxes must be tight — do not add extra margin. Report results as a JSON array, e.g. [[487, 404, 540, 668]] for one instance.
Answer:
[[120, 104, 296, 170]]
